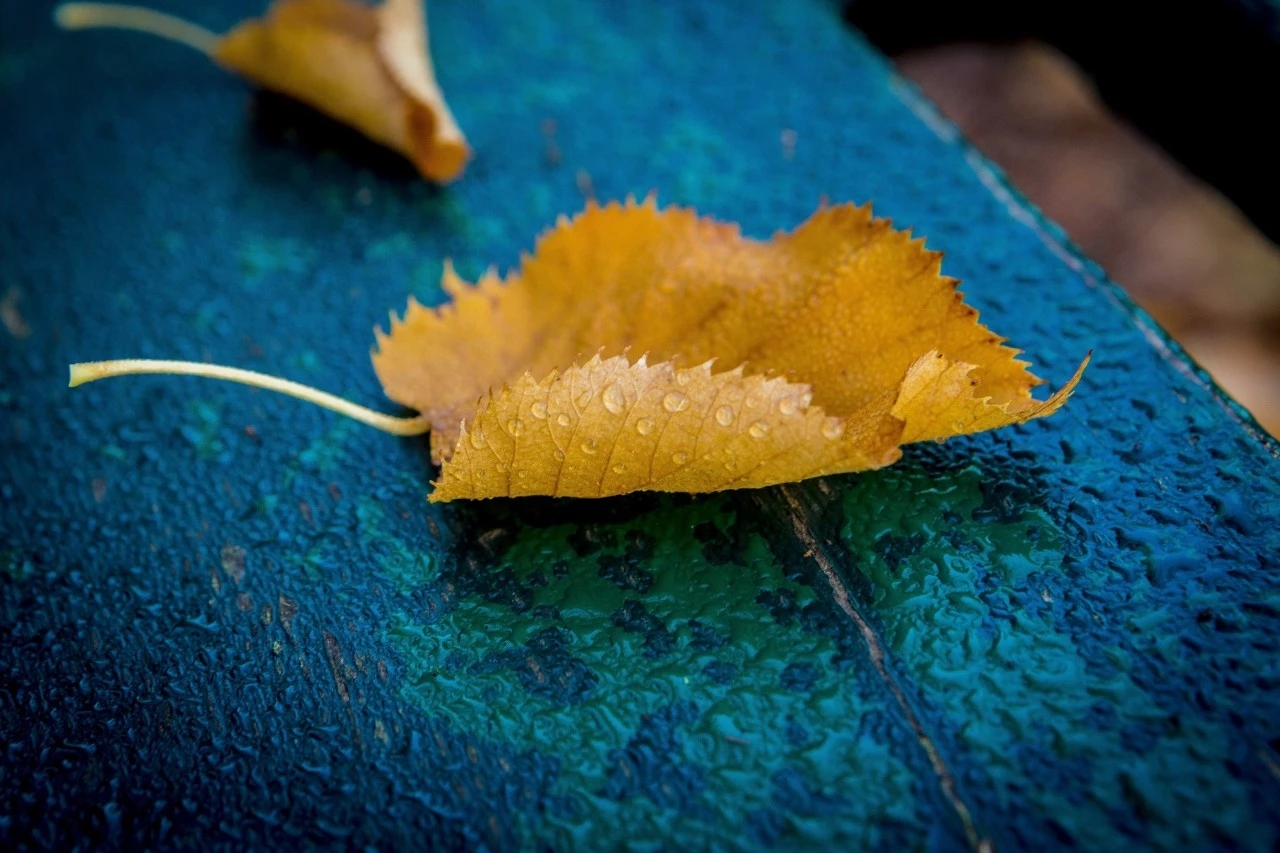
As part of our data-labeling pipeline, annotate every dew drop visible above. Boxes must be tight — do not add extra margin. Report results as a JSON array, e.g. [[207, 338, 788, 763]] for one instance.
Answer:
[[552, 449, 565, 461], [635, 418, 655, 436], [724, 458, 739, 471], [748, 421, 769, 439], [530, 401, 548, 419], [675, 369, 693, 387], [603, 384, 626, 414], [672, 451, 690, 466], [715, 405, 735, 426], [507, 419, 525, 437], [556, 413, 572, 427], [663, 391, 689, 413], [799, 391, 813, 408], [580, 438, 598, 455], [778, 396, 798, 416], [612, 463, 627, 474], [822, 418, 844, 440], [468, 428, 486, 449], [744, 391, 763, 409]]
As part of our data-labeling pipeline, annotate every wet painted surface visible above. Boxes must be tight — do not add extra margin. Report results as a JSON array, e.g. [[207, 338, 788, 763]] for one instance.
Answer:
[[2, 0, 1279, 849]]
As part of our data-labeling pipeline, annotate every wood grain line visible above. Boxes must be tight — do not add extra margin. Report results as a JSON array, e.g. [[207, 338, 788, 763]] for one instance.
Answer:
[[323, 630, 364, 750], [777, 485, 990, 853]]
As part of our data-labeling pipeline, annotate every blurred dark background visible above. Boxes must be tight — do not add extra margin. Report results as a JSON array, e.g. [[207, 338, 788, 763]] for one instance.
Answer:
[[845, 0, 1280, 434]]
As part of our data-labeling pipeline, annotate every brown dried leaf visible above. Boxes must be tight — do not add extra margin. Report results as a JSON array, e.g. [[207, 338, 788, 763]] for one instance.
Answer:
[[56, 0, 470, 182]]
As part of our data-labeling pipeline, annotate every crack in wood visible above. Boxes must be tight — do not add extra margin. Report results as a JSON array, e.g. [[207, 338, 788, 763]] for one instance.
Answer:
[[775, 484, 991, 853]]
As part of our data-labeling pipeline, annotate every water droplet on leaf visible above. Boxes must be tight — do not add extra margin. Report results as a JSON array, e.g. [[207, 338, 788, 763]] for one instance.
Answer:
[[663, 391, 689, 413], [602, 383, 626, 414]]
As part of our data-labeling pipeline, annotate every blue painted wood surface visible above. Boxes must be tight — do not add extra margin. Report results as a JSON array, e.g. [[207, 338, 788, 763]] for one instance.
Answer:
[[2, 0, 1279, 849]]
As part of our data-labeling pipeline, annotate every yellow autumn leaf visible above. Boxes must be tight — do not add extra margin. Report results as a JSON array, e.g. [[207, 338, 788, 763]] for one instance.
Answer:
[[70, 199, 1087, 501], [437, 354, 907, 500], [54, 0, 470, 182], [371, 199, 1087, 498]]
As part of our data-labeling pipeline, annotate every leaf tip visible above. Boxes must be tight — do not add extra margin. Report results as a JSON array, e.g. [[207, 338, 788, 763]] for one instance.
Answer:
[[1027, 351, 1091, 419], [419, 140, 471, 185], [441, 260, 469, 297]]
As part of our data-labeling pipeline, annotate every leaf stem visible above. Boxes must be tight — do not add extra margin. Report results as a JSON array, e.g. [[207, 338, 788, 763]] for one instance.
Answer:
[[54, 3, 220, 56], [69, 359, 431, 436]]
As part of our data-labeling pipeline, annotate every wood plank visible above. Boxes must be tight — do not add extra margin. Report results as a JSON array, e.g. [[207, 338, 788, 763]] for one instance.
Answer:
[[1, 0, 1277, 848]]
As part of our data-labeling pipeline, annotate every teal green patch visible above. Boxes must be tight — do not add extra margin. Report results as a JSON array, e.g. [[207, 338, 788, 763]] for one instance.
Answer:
[[837, 460, 1270, 847], [288, 348, 322, 376], [238, 235, 314, 288], [159, 230, 186, 257], [358, 498, 438, 590], [528, 183, 555, 224], [455, 215, 508, 259], [111, 289, 137, 312], [365, 232, 416, 261], [290, 418, 356, 482], [100, 444, 128, 462], [0, 549, 33, 582], [654, 119, 748, 207], [249, 492, 280, 518], [386, 498, 918, 848], [191, 300, 225, 335], [180, 398, 224, 460]]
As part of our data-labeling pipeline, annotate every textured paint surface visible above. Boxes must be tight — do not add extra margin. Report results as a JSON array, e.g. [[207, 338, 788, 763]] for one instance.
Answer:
[[2, 0, 1279, 849]]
